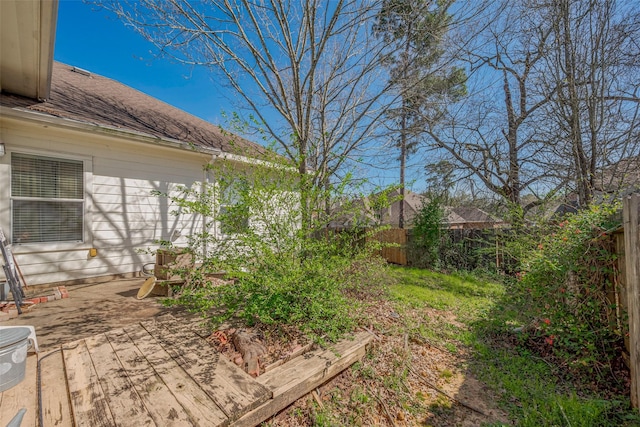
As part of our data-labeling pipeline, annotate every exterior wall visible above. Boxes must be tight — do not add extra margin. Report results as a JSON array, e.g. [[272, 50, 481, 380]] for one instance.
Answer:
[[0, 115, 211, 285]]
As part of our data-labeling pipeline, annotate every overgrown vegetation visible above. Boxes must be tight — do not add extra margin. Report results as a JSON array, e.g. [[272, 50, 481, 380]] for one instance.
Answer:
[[408, 196, 446, 269], [512, 202, 625, 383], [155, 152, 389, 343], [388, 266, 639, 427]]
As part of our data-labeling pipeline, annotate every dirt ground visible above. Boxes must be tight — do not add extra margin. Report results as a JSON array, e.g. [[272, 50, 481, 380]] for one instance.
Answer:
[[259, 298, 510, 427], [1, 278, 187, 350]]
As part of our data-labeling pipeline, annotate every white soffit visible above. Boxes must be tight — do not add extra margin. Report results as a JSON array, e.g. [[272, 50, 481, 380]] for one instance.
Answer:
[[0, 0, 58, 100]]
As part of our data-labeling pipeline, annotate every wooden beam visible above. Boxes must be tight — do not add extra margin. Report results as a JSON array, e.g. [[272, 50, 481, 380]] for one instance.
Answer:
[[624, 194, 640, 409], [231, 331, 373, 427], [104, 329, 195, 426], [141, 319, 271, 422], [122, 326, 229, 427], [84, 333, 156, 426]]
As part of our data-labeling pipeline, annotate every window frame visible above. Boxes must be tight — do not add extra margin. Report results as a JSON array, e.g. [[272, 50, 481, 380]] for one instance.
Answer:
[[9, 149, 93, 249]]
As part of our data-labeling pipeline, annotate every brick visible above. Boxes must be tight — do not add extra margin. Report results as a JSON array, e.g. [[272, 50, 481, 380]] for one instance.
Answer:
[[61, 292, 69, 299], [47, 295, 55, 302], [40, 297, 48, 303], [26, 298, 40, 305], [54, 289, 62, 300]]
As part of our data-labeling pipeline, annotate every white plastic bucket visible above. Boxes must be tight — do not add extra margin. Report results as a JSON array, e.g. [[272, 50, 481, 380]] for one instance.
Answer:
[[0, 327, 30, 392]]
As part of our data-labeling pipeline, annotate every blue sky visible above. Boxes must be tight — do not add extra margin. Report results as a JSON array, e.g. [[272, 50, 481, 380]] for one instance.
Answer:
[[53, 0, 409, 190], [55, 0, 232, 126]]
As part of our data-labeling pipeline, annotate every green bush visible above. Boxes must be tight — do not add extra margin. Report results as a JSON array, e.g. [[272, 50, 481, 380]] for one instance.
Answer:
[[516, 202, 623, 380], [156, 151, 388, 343], [409, 196, 445, 269]]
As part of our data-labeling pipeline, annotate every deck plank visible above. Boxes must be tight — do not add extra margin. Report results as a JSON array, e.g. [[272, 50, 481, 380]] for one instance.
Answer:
[[84, 333, 156, 426], [39, 349, 73, 427], [141, 319, 271, 422], [104, 328, 195, 427], [0, 353, 37, 427], [232, 331, 373, 427], [62, 340, 116, 427], [122, 325, 229, 427]]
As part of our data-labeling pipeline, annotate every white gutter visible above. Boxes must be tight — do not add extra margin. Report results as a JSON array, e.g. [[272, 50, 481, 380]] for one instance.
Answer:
[[1, 104, 292, 170]]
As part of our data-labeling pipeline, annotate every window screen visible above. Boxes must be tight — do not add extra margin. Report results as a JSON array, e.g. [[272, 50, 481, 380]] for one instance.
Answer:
[[11, 153, 84, 243]]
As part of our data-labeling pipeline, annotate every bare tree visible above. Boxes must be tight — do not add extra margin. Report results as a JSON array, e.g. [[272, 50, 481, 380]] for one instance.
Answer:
[[425, 1, 561, 221], [537, 0, 640, 206], [426, 0, 640, 218], [97, 0, 393, 226]]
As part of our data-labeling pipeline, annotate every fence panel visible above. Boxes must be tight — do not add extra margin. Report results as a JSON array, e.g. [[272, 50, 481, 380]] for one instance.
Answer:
[[368, 228, 408, 265], [623, 194, 640, 409]]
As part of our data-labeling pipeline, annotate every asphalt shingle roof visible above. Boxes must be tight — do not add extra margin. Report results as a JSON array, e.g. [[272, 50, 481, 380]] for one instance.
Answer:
[[0, 62, 266, 157]]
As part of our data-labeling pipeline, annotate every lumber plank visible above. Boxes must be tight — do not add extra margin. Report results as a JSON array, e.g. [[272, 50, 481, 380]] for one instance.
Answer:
[[141, 319, 271, 422], [62, 340, 116, 427], [84, 333, 155, 426], [0, 353, 38, 427], [104, 328, 194, 427], [232, 331, 373, 427], [122, 325, 229, 427], [39, 349, 73, 427]]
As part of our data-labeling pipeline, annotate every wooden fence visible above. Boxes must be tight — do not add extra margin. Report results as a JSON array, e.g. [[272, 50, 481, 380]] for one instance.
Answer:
[[367, 228, 408, 266], [368, 227, 509, 272], [622, 194, 640, 408]]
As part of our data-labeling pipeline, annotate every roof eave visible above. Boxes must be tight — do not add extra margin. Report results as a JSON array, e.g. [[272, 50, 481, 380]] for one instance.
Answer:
[[0, 0, 58, 100], [1, 105, 217, 156]]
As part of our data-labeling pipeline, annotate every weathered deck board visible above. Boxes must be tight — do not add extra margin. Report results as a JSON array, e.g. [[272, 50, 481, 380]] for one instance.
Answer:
[[62, 340, 116, 427], [122, 325, 229, 427], [104, 328, 195, 427], [0, 353, 37, 427], [84, 333, 155, 426], [141, 319, 272, 422], [39, 349, 73, 427], [232, 331, 373, 427], [1, 317, 371, 427]]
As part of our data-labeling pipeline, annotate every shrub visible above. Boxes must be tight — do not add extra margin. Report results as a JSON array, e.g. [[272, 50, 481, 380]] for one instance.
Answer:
[[409, 196, 445, 269], [516, 202, 623, 380], [156, 150, 388, 343]]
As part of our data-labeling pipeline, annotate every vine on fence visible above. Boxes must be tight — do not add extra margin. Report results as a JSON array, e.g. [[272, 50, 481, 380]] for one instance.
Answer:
[[516, 202, 624, 381]]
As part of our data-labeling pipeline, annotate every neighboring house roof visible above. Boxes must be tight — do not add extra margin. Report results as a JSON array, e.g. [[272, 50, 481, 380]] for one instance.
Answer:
[[445, 206, 505, 228], [377, 189, 426, 227], [329, 189, 428, 228], [594, 155, 640, 195], [0, 61, 266, 157]]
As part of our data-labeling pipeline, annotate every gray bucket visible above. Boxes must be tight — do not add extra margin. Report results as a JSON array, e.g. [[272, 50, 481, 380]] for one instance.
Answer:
[[0, 327, 30, 392]]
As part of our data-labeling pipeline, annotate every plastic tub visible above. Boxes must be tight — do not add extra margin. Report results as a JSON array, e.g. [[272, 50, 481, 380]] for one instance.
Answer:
[[0, 327, 30, 392]]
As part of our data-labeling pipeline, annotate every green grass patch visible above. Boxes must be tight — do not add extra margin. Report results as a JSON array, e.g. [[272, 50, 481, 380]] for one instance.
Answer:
[[387, 266, 640, 427], [388, 266, 503, 320]]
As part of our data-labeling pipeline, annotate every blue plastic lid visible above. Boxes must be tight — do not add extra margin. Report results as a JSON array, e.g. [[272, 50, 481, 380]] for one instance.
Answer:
[[0, 327, 31, 348]]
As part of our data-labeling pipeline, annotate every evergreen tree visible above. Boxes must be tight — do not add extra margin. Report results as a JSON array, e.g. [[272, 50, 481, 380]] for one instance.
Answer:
[[374, 0, 466, 228]]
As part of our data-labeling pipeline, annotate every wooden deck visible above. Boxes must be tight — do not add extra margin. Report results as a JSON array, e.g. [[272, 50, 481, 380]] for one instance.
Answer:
[[0, 318, 372, 427]]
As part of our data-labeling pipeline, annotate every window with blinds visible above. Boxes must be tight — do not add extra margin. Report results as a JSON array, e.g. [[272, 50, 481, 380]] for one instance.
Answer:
[[11, 153, 84, 243]]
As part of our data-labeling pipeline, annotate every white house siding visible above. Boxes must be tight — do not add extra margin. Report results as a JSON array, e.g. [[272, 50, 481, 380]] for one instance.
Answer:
[[0, 115, 210, 286]]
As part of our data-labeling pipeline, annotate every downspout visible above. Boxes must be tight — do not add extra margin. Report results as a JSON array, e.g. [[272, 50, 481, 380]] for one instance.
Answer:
[[203, 150, 222, 259]]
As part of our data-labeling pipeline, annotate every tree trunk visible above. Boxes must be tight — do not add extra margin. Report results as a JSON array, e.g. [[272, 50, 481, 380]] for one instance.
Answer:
[[232, 330, 267, 377]]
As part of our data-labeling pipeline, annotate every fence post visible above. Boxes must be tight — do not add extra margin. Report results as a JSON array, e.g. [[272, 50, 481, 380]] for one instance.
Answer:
[[623, 194, 640, 409]]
